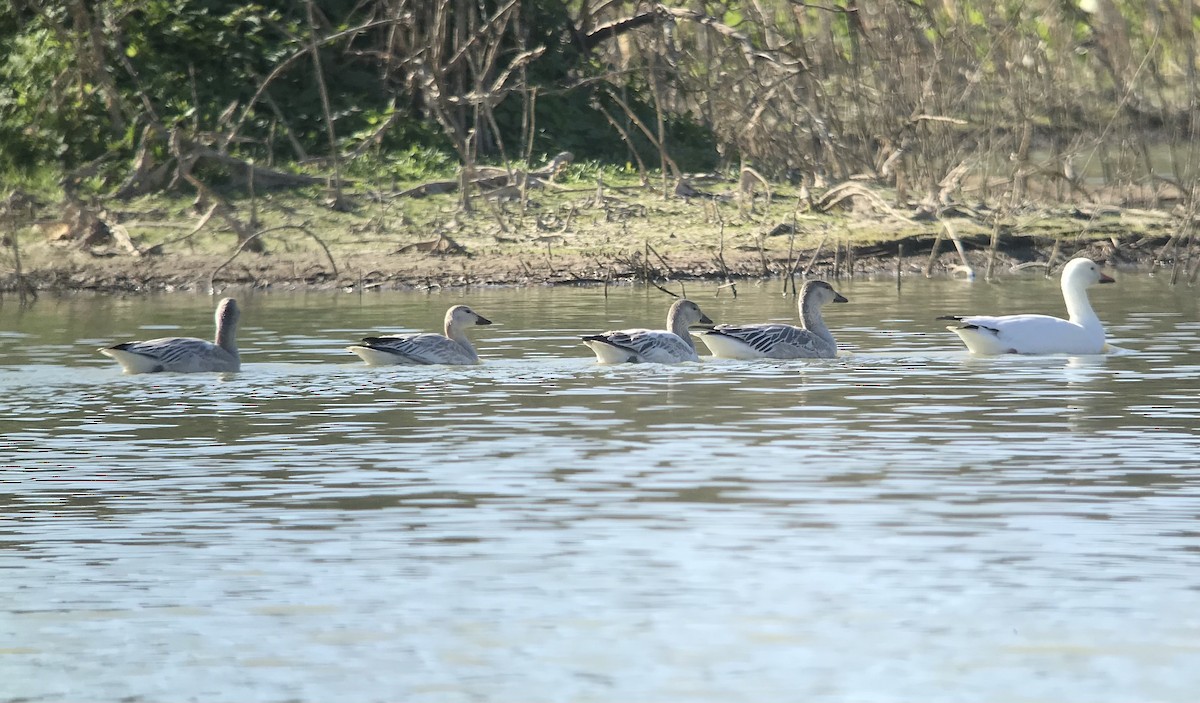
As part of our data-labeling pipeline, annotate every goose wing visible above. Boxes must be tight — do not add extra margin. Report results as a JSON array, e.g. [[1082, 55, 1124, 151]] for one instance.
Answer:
[[706, 323, 834, 359], [102, 336, 236, 372], [357, 333, 476, 365], [583, 329, 698, 363], [941, 314, 1099, 354]]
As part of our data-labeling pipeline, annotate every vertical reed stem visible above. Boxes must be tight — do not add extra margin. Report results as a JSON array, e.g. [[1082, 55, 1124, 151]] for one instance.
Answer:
[[985, 216, 1001, 282], [1046, 237, 1061, 278], [925, 228, 943, 278], [832, 235, 841, 279]]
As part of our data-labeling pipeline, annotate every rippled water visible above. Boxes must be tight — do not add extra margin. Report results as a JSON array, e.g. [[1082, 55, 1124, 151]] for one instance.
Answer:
[[3, 273, 1200, 702]]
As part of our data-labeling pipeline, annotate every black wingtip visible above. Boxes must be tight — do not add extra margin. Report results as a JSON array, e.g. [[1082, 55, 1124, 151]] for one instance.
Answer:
[[935, 315, 963, 321], [581, 334, 639, 361], [957, 323, 1000, 334]]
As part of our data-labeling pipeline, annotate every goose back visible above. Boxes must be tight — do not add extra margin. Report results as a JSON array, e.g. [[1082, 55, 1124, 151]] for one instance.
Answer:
[[348, 304, 492, 366], [99, 297, 241, 374], [941, 257, 1113, 355], [697, 280, 846, 359], [583, 299, 713, 364]]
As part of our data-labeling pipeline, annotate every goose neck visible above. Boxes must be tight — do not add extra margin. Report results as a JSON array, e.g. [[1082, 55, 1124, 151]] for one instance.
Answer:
[[667, 307, 697, 351], [445, 321, 479, 360], [215, 310, 239, 356], [799, 298, 835, 347], [1062, 279, 1099, 327]]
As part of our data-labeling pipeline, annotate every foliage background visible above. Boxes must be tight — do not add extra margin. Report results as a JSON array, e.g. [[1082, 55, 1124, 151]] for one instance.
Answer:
[[0, 1, 1196, 202]]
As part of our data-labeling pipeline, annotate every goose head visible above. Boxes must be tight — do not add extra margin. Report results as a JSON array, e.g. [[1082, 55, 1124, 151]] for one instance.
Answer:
[[1061, 257, 1115, 290], [800, 280, 849, 307], [215, 297, 240, 323], [669, 299, 714, 328], [214, 297, 240, 348], [446, 305, 492, 328]]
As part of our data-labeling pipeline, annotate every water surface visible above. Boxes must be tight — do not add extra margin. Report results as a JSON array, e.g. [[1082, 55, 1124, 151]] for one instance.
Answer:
[[2, 274, 1200, 702]]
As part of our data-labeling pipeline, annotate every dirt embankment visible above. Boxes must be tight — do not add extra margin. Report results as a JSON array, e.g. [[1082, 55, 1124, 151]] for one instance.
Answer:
[[2, 176, 1193, 297]]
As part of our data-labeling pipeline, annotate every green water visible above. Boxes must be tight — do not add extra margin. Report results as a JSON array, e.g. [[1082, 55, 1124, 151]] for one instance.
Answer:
[[2, 273, 1199, 701]]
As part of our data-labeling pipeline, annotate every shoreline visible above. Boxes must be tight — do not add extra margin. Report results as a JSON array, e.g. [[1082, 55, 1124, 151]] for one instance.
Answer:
[[2, 184, 1188, 297], [0, 232, 1173, 297]]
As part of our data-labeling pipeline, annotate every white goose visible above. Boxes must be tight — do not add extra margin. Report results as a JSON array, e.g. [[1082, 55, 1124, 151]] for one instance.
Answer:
[[695, 279, 847, 359], [347, 304, 492, 365], [940, 257, 1114, 355], [582, 299, 713, 364], [99, 297, 241, 373]]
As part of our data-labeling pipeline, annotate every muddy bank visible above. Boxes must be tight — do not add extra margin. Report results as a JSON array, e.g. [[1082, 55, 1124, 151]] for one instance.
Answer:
[[2, 232, 1181, 297], [2, 182, 1192, 296]]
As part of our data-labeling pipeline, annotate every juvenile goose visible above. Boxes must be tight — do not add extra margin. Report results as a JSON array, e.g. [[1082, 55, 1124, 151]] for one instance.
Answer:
[[695, 279, 848, 359], [940, 257, 1114, 355], [582, 299, 714, 364], [348, 304, 492, 365], [99, 297, 241, 373]]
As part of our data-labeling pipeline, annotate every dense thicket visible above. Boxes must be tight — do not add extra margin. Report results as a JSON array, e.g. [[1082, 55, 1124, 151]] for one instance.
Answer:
[[1, 1, 1197, 202]]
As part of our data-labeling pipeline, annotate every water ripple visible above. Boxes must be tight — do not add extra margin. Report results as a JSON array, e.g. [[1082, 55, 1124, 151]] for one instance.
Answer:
[[3, 280, 1200, 702]]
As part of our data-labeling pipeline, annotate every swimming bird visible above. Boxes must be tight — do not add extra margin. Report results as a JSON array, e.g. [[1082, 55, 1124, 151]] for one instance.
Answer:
[[347, 304, 492, 365], [695, 279, 847, 359], [99, 297, 241, 373], [939, 257, 1114, 355], [582, 298, 714, 364]]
